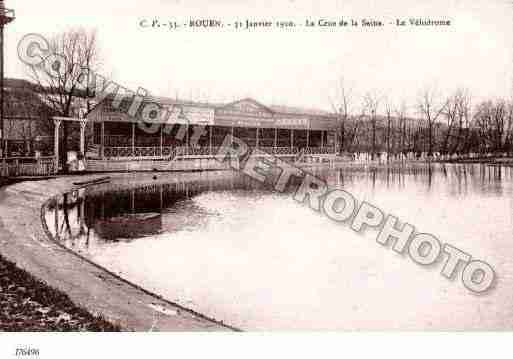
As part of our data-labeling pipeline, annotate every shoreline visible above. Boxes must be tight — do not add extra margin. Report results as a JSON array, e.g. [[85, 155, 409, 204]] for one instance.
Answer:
[[435, 157, 513, 167], [0, 173, 237, 332], [0, 159, 511, 331]]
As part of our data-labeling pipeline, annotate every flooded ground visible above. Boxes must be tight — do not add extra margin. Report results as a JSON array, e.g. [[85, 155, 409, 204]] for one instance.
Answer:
[[43, 164, 513, 330]]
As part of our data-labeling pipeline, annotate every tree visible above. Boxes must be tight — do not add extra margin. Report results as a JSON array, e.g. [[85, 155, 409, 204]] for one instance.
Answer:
[[473, 99, 513, 154], [363, 91, 381, 160], [452, 89, 472, 155], [330, 77, 354, 154], [395, 101, 408, 156], [26, 28, 101, 171], [418, 87, 447, 157], [441, 92, 459, 155], [384, 99, 394, 160], [473, 100, 495, 153]]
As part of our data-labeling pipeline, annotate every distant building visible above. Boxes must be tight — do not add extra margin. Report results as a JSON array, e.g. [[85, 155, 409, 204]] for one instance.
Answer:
[[2, 78, 54, 156]]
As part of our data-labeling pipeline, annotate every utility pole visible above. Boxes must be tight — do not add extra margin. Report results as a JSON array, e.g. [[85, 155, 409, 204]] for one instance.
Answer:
[[0, 0, 14, 158]]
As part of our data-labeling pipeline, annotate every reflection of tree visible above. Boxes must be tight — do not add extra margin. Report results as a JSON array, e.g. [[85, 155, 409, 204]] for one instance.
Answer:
[[441, 164, 448, 178], [62, 193, 73, 237], [52, 193, 88, 241], [427, 164, 433, 191]]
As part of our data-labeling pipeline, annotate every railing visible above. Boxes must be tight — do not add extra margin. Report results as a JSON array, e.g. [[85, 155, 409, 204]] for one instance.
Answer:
[[0, 157, 56, 177], [103, 146, 172, 159], [302, 147, 336, 155], [259, 147, 335, 155], [100, 146, 336, 159], [176, 147, 220, 156], [104, 135, 131, 147], [104, 135, 163, 147]]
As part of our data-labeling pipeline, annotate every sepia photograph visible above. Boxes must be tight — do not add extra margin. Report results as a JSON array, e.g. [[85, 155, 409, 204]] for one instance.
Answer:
[[0, 0, 512, 357]]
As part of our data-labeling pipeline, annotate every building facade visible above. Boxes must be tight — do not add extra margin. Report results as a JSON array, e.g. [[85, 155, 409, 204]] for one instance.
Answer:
[[86, 97, 339, 163]]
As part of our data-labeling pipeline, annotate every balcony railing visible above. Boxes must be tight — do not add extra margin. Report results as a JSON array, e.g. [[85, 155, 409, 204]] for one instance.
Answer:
[[99, 146, 336, 159]]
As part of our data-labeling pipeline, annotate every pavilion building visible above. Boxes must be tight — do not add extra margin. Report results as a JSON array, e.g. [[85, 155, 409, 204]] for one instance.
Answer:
[[83, 97, 339, 171]]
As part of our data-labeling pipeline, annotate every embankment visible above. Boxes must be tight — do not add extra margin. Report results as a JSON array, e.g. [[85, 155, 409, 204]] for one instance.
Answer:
[[0, 173, 236, 331]]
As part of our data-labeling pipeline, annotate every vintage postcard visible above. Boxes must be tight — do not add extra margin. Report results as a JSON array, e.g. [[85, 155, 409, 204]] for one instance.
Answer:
[[0, 0, 512, 357]]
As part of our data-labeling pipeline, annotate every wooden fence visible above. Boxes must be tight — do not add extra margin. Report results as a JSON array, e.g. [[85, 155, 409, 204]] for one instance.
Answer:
[[0, 157, 56, 177]]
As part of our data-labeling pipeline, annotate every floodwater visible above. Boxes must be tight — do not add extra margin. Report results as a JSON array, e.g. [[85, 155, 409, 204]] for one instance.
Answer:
[[43, 164, 513, 330]]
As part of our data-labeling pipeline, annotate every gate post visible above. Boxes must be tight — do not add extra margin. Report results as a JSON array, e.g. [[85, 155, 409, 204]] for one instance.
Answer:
[[53, 118, 62, 172], [79, 118, 88, 156]]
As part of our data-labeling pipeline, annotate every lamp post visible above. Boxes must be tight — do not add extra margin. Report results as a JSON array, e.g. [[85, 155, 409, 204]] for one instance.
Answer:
[[0, 0, 14, 158]]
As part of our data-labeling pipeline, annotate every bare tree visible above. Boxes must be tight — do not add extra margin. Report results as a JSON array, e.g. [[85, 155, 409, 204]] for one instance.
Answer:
[[395, 101, 408, 156], [418, 87, 447, 157], [452, 89, 472, 155], [474, 100, 494, 153], [506, 101, 513, 155], [384, 99, 394, 160], [473, 99, 513, 155], [363, 91, 381, 160], [26, 28, 101, 171], [350, 112, 366, 154], [441, 92, 459, 155], [344, 113, 360, 154], [330, 77, 354, 154]]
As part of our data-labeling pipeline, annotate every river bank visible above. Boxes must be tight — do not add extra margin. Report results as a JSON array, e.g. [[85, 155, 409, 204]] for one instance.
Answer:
[[0, 173, 235, 331], [0, 177, 117, 331], [0, 254, 119, 331]]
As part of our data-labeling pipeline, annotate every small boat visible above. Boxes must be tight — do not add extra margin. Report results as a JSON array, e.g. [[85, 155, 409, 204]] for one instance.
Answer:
[[94, 212, 162, 240], [73, 176, 111, 186]]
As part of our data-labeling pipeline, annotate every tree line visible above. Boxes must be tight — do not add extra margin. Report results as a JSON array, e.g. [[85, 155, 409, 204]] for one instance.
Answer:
[[332, 80, 513, 160]]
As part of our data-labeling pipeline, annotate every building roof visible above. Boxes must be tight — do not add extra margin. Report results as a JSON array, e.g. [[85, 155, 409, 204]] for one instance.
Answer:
[[143, 95, 222, 109], [268, 104, 335, 118], [137, 95, 337, 118]]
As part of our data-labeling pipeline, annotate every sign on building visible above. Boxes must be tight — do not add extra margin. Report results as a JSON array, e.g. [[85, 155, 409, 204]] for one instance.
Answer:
[[164, 105, 214, 125]]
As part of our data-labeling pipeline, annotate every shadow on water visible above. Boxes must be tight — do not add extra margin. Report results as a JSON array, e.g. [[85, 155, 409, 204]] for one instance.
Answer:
[[43, 171, 274, 245], [43, 163, 513, 247]]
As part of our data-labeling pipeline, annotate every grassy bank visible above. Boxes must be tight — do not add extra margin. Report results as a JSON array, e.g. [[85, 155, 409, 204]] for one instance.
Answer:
[[0, 254, 120, 331]]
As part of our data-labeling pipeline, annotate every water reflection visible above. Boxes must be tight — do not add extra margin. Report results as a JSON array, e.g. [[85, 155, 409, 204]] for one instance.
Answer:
[[43, 164, 513, 250], [43, 171, 271, 247], [41, 164, 513, 330], [43, 164, 513, 252]]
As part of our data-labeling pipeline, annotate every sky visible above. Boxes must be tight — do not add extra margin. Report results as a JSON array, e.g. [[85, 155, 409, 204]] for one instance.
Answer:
[[5, 0, 513, 114]]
